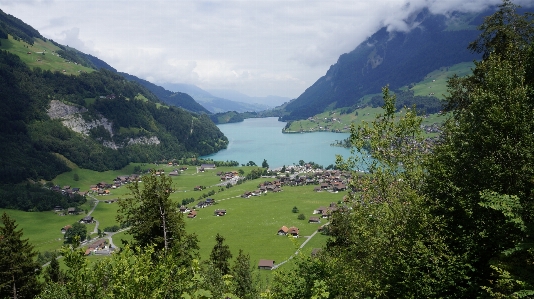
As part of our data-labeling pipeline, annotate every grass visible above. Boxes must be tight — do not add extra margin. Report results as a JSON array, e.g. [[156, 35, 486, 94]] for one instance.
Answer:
[[0, 208, 85, 253], [410, 62, 474, 99], [4, 164, 335, 273], [0, 35, 93, 75]]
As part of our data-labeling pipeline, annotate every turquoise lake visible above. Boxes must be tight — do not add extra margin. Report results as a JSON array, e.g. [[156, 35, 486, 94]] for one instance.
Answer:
[[201, 117, 355, 169]]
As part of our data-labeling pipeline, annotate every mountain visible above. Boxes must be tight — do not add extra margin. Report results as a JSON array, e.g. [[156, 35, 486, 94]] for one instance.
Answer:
[[0, 9, 228, 186], [161, 83, 270, 113], [282, 9, 487, 121], [206, 89, 291, 108]]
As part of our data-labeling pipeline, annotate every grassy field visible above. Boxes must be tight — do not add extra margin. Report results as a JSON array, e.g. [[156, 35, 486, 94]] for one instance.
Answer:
[[4, 164, 338, 272], [410, 61, 474, 99], [0, 35, 94, 74]]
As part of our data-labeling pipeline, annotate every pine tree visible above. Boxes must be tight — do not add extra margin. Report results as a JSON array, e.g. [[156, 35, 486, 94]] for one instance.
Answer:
[[0, 212, 41, 299], [232, 249, 257, 299], [209, 233, 232, 275], [45, 256, 61, 283]]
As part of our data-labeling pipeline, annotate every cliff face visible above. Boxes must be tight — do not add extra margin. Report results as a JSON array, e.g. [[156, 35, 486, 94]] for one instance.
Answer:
[[47, 100, 160, 149]]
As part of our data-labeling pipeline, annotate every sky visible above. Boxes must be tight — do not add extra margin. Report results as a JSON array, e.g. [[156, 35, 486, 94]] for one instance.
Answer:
[[1, 0, 531, 98]]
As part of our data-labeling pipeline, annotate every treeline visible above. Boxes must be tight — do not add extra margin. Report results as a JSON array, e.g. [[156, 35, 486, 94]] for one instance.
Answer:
[[0, 9, 42, 45], [369, 89, 443, 114], [0, 183, 85, 211]]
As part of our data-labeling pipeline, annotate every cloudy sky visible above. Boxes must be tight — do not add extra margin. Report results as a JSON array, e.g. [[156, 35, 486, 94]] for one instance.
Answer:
[[1, 0, 531, 98]]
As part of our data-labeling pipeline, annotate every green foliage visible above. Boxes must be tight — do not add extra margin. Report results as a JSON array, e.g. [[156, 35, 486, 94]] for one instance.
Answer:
[[117, 171, 199, 256], [297, 213, 305, 220], [262, 159, 269, 168], [209, 233, 232, 275], [292, 206, 299, 213], [64, 222, 87, 244], [424, 1, 534, 296], [232, 249, 258, 299], [0, 183, 85, 211], [0, 212, 42, 299]]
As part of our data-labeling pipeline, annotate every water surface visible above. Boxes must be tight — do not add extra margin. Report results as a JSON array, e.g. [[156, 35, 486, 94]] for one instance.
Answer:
[[201, 117, 354, 168]]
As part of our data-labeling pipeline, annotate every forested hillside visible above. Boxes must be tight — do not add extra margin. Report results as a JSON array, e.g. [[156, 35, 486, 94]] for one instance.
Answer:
[[0, 11, 228, 193], [281, 9, 484, 120]]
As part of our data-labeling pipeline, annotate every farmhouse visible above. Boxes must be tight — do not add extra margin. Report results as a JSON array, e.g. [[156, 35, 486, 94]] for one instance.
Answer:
[[258, 259, 275, 270], [60, 225, 72, 233], [80, 216, 94, 224], [200, 164, 216, 169], [179, 206, 190, 213], [187, 210, 197, 218], [288, 226, 299, 237], [67, 207, 76, 215], [214, 209, 226, 216], [309, 217, 321, 223], [277, 226, 289, 235]]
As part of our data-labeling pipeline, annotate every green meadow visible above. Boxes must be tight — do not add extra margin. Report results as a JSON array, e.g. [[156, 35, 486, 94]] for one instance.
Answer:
[[0, 35, 94, 74], [3, 164, 341, 271]]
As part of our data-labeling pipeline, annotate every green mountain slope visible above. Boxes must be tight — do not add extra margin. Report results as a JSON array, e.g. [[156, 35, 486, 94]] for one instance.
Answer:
[[282, 9, 485, 121], [0, 11, 228, 186]]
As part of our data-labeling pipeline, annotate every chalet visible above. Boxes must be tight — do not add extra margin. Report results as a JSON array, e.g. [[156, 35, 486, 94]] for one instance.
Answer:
[[179, 206, 190, 213], [80, 216, 94, 224], [196, 201, 207, 208], [169, 170, 180, 176], [241, 192, 252, 198], [67, 207, 76, 215], [61, 225, 72, 233], [180, 167, 188, 171], [72, 187, 80, 192], [214, 209, 226, 216], [187, 210, 197, 218], [194, 186, 203, 191], [200, 164, 216, 169], [313, 207, 328, 215], [313, 186, 322, 192], [104, 199, 117, 204], [288, 226, 299, 237], [277, 226, 289, 236], [258, 259, 275, 270], [333, 184, 347, 191], [309, 217, 321, 224], [62, 185, 71, 190], [54, 206, 63, 212], [205, 198, 215, 205]]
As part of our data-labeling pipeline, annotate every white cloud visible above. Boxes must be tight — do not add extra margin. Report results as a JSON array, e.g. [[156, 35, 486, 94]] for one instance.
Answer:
[[1, 0, 531, 98]]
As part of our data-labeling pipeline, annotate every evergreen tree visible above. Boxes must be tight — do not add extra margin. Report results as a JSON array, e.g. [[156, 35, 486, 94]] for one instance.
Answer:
[[0, 212, 41, 298], [262, 159, 269, 168], [209, 233, 232, 275], [45, 256, 61, 283], [232, 249, 257, 299]]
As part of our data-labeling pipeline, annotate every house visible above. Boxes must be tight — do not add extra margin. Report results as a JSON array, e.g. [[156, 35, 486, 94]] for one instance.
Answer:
[[187, 210, 197, 218], [288, 226, 299, 237], [313, 207, 328, 215], [200, 164, 216, 169], [309, 217, 321, 223], [258, 259, 275, 270], [67, 207, 76, 215], [80, 216, 94, 224], [205, 198, 215, 205], [214, 209, 226, 216], [179, 206, 190, 213], [277, 226, 289, 235], [61, 225, 72, 233], [196, 201, 208, 208]]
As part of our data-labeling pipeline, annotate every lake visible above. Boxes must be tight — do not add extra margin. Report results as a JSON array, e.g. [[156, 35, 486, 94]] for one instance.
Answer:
[[201, 117, 355, 169]]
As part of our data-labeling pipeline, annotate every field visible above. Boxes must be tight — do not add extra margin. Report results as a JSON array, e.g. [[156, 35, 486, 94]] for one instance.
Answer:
[[2, 163, 341, 272], [0, 35, 94, 74]]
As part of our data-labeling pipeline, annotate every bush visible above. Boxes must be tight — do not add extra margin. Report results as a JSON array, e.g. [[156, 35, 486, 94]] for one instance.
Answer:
[[298, 214, 306, 220]]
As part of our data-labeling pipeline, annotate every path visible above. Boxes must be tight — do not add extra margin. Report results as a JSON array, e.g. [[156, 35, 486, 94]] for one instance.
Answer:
[[86, 194, 100, 234], [271, 223, 328, 270]]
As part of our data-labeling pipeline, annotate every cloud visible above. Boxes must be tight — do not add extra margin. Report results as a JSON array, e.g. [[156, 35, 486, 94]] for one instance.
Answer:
[[1, 0, 532, 98]]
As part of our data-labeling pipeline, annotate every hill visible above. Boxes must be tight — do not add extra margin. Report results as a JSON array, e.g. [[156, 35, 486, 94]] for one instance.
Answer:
[[0, 10, 228, 189], [162, 83, 270, 113], [281, 9, 485, 121]]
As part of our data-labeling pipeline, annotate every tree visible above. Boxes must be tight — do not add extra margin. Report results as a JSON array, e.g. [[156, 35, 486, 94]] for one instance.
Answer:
[[0, 212, 41, 298], [262, 159, 269, 168], [63, 222, 87, 244], [425, 1, 534, 296], [238, 169, 245, 175], [297, 214, 305, 220], [45, 256, 61, 283], [299, 160, 305, 166], [281, 165, 286, 173], [292, 206, 299, 213], [246, 161, 257, 166], [232, 249, 257, 299], [117, 171, 198, 256], [209, 233, 232, 275]]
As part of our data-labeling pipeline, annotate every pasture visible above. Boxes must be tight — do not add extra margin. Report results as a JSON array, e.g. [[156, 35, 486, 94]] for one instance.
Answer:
[[3, 164, 341, 271]]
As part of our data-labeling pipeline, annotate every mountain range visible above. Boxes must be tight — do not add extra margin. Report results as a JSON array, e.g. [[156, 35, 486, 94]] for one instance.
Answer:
[[281, 9, 488, 120]]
